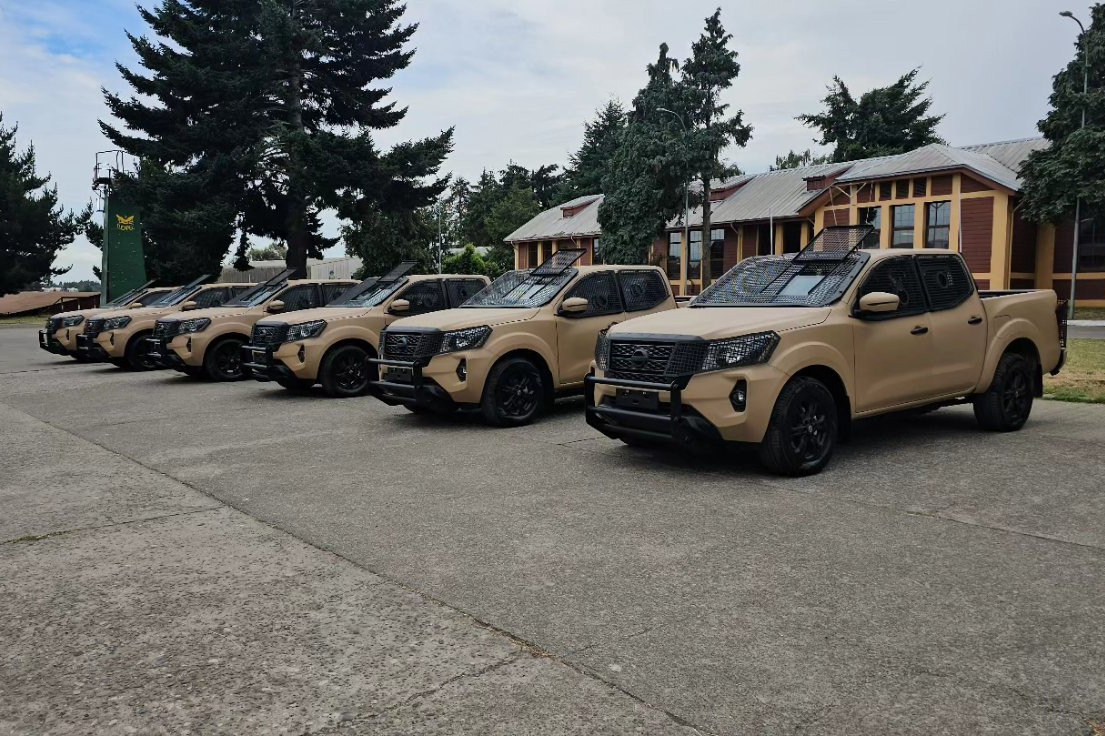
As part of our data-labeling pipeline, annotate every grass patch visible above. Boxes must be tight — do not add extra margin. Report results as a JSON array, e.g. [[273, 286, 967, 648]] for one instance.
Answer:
[[1073, 306, 1105, 321], [0, 315, 47, 327], [1044, 339, 1105, 404]]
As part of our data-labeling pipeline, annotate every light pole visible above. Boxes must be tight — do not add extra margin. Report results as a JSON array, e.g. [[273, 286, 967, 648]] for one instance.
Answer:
[[1061, 10, 1088, 326], [658, 107, 691, 295]]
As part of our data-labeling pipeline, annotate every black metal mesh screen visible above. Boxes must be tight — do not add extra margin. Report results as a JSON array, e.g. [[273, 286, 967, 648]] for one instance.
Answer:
[[46, 317, 62, 332], [695, 253, 866, 307], [858, 257, 927, 316], [917, 255, 974, 311], [153, 320, 181, 339], [381, 330, 444, 360], [566, 272, 621, 316], [250, 323, 289, 346], [797, 225, 876, 260], [84, 318, 105, 337], [618, 271, 669, 312], [606, 339, 708, 382], [532, 248, 584, 276]]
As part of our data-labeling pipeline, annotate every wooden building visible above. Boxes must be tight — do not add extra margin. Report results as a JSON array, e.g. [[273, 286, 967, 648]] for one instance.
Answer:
[[505, 137, 1102, 305]]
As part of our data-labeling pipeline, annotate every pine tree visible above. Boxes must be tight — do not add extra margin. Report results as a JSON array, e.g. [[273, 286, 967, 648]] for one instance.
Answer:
[[102, 0, 452, 277], [771, 149, 831, 170], [343, 205, 437, 277], [0, 115, 85, 295], [798, 69, 944, 162], [559, 100, 627, 201], [1020, 6, 1105, 229]]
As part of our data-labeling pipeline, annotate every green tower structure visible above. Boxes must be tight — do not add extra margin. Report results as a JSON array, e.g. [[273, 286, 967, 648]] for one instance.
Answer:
[[94, 151, 147, 302]]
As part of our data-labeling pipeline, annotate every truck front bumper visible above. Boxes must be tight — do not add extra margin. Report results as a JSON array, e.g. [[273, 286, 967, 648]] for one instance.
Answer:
[[368, 357, 461, 412], [585, 374, 726, 446], [145, 336, 185, 369], [242, 344, 295, 383], [75, 334, 108, 361], [39, 330, 69, 355]]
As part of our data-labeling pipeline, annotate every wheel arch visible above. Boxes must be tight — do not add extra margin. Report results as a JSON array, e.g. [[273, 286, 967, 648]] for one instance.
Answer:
[[790, 364, 853, 440], [1000, 337, 1043, 396], [490, 348, 555, 403]]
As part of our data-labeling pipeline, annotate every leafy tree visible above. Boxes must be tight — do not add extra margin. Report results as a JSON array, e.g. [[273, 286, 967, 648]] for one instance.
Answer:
[[343, 205, 437, 277], [247, 243, 288, 261], [771, 148, 831, 170], [798, 69, 944, 162], [484, 183, 541, 273], [0, 115, 84, 295], [102, 0, 452, 277], [559, 99, 627, 201], [1020, 5, 1105, 230], [441, 244, 490, 276]]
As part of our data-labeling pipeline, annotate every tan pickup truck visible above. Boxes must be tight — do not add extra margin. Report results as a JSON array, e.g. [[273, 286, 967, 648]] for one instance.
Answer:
[[587, 225, 1065, 475], [370, 250, 676, 426], [148, 269, 356, 381], [84, 276, 253, 370], [39, 282, 175, 361], [243, 263, 488, 396]]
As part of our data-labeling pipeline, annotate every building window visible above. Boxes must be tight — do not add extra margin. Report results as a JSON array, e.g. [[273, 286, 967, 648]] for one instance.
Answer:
[[756, 223, 773, 255], [891, 205, 915, 248], [667, 232, 682, 279], [879, 182, 893, 201], [913, 178, 927, 197], [593, 238, 601, 264], [896, 180, 910, 199], [783, 222, 804, 254], [925, 201, 951, 248], [709, 229, 725, 281], [526, 243, 538, 268], [688, 230, 703, 280], [858, 207, 882, 248], [1079, 215, 1105, 272]]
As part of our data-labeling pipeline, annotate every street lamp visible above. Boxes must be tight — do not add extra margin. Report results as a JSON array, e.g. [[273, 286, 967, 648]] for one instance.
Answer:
[[657, 107, 692, 295], [1060, 10, 1088, 327]]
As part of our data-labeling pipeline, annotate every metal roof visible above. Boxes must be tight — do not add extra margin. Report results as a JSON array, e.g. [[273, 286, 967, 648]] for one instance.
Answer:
[[961, 137, 1048, 178], [834, 143, 1023, 191], [505, 194, 603, 242]]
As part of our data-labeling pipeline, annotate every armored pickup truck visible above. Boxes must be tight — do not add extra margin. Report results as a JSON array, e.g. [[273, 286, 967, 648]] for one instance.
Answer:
[[148, 269, 356, 381], [587, 225, 1065, 476], [370, 250, 676, 426], [243, 263, 488, 397], [39, 282, 175, 361], [82, 277, 252, 370]]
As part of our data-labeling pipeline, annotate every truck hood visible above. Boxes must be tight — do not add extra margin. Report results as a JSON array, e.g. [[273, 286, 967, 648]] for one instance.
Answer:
[[53, 307, 108, 320], [96, 305, 179, 321], [255, 306, 373, 325], [610, 305, 831, 341], [390, 307, 539, 331], [159, 306, 257, 322]]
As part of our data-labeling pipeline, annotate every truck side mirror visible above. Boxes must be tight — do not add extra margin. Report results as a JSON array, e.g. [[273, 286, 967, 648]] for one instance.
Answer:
[[265, 300, 285, 313], [180, 300, 199, 311], [858, 291, 900, 314], [128, 302, 143, 309], [389, 299, 410, 314], [560, 297, 589, 315]]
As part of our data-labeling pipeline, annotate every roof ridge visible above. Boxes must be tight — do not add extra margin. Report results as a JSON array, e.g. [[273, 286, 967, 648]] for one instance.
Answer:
[[959, 135, 1045, 149]]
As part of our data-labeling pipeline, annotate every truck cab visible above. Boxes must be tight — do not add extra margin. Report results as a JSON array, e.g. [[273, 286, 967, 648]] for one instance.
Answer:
[[39, 283, 175, 361], [587, 225, 1065, 475], [243, 263, 488, 397], [149, 270, 356, 381], [85, 277, 253, 370], [370, 249, 676, 426]]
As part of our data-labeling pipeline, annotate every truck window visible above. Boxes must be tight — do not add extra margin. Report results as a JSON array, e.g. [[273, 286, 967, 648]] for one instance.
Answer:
[[398, 280, 446, 314], [563, 272, 622, 317], [279, 285, 321, 311], [916, 255, 974, 311], [617, 270, 669, 312], [322, 282, 352, 304], [446, 278, 485, 307], [193, 288, 228, 308], [856, 257, 926, 318]]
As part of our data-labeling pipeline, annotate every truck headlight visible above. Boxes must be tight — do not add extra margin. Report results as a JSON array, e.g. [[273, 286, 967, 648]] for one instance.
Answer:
[[702, 331, 779, 371], [102, 316, 132, 330], [285, 320, 326, 342], [594, 329, 611, 371], [177, 317, 211, 334], [60, 315, 84, 327], [440, 326, 490, 353]]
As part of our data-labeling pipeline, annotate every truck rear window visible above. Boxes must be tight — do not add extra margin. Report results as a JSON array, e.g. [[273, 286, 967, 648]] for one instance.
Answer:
[[693, 253, 868, 308]]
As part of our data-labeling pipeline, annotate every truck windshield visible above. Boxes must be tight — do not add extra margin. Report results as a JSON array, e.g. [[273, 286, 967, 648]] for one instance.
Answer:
[[328, 278, 405, 308], [692, 253, 868, 308], [224, 282, 286, 308], [462, 269, 576, 308], [151, 285, 203, 307]]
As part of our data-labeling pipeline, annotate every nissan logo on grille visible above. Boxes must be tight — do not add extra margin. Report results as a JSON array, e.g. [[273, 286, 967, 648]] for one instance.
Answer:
[[629, 347, 651, 369]]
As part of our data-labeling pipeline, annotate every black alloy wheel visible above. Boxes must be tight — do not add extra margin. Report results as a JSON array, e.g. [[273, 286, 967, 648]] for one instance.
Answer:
[[481, 357, 545, 426], [320, 344, 372, 398], [758, 376, 838, 476], [786, 396, 831, 463], [125, 333, 158, 371], [974, 352, 1035, 432], [205, 338, 245, 381]]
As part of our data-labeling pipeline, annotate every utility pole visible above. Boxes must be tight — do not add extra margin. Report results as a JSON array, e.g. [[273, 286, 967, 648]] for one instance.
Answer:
[[1061, 10, 1088, 327], [658, 108, 691, 295]]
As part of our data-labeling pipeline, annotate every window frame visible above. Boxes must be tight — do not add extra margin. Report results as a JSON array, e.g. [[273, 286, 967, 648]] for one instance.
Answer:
[[891, 204, 916, 248], [276, 284, 322, 312], [858, 206, 882, 248], [561, 271, 623, 318], [688, 229, 703, 281], [708, 228, 725, 282], [916, 254, 975, 311], [666, 232, 682, 279], [854, 256, 929, 320], [395, 279, 447, 315], [1078, 214, 1105, 273], [925, 201, 952, 249], [617, 269, 670, 312]]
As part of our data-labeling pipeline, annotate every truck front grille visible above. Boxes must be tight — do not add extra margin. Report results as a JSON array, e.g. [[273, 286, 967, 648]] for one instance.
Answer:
[[84, 318, 105, 337], [250, 323, 288, 346], [153, 320, 180, 339], [45, 317, 62, 333], [382, 330, 443, 360], [607, 340, 706, 383]]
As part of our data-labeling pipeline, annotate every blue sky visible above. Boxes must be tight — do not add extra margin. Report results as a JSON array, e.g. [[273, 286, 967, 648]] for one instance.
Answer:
[[0, 0, 1085, 279]]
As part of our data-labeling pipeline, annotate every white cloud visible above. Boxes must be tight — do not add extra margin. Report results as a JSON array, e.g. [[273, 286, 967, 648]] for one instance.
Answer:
[[0, 0, 1085, 279]]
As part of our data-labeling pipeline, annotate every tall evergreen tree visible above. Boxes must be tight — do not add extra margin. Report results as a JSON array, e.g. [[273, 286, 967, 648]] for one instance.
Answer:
[[798, 69, 944, 162], [102, 0, 452, 277], [343, 205, 437, 277], [771, 149, 831, 170], [0, 115, 84, 295], [1020, 6, 1105, 232], [559, 99, 627, 201]]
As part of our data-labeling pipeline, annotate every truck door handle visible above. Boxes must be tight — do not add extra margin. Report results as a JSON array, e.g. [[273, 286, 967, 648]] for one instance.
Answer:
[[967, 316, 983, 325], [910, 326, 929, 335]]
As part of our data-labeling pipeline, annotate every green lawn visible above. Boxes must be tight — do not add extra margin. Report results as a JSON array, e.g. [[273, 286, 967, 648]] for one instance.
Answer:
[[1073, 306, 1105, 321], [0, 315, 46, 327], [1044, 339, 1105, 404]]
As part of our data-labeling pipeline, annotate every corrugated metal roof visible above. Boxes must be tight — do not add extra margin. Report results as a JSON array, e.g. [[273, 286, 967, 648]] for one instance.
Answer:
[[505, 194, 603, 242], [961, 137, 1048, 178], [834, 143, 1022, 191], [0, 291, 100, 316], [686, 163, 852, 227]]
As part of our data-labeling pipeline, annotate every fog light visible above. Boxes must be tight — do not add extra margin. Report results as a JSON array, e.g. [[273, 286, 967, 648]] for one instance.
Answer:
[[456, 358, 467, 381], [729, 380, 748, 412], [297, 345, 306, 362], [186, 337, 192, 352]]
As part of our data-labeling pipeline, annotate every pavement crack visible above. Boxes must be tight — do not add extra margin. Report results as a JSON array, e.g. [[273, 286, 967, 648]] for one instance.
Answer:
[[1, 507, 222, 545]]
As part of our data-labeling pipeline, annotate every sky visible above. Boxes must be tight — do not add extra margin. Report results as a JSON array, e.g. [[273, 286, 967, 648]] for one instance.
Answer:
[[0, 0, 1087, 281]]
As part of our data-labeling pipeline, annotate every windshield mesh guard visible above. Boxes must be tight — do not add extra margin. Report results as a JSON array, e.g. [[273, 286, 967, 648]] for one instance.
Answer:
[[794, 225, 876, 262], [694, 249, 868, 308], [532, 248, 584, 276]]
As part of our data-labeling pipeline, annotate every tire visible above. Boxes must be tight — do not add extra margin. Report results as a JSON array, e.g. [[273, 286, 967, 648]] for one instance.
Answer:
[[181, 365, 205, 378], [758, 376, 838, 476], [973, 352, 1035, 432], [480, 356, 545, 427], [319, 344, 373, 398], [109, 358, 129, 369], [404, 405, 433, 415], [203, 337, 246, 381], [124, 332, 158, 371], [276, 375, 314, 393]]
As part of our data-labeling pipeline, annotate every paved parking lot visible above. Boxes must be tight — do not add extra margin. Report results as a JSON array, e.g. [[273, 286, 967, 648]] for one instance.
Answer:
[[2, 325, 1104, 735]]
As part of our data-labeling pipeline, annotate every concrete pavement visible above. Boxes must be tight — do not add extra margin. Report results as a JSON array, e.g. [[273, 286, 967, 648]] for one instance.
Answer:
[[2, 325, 1104, 735]]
